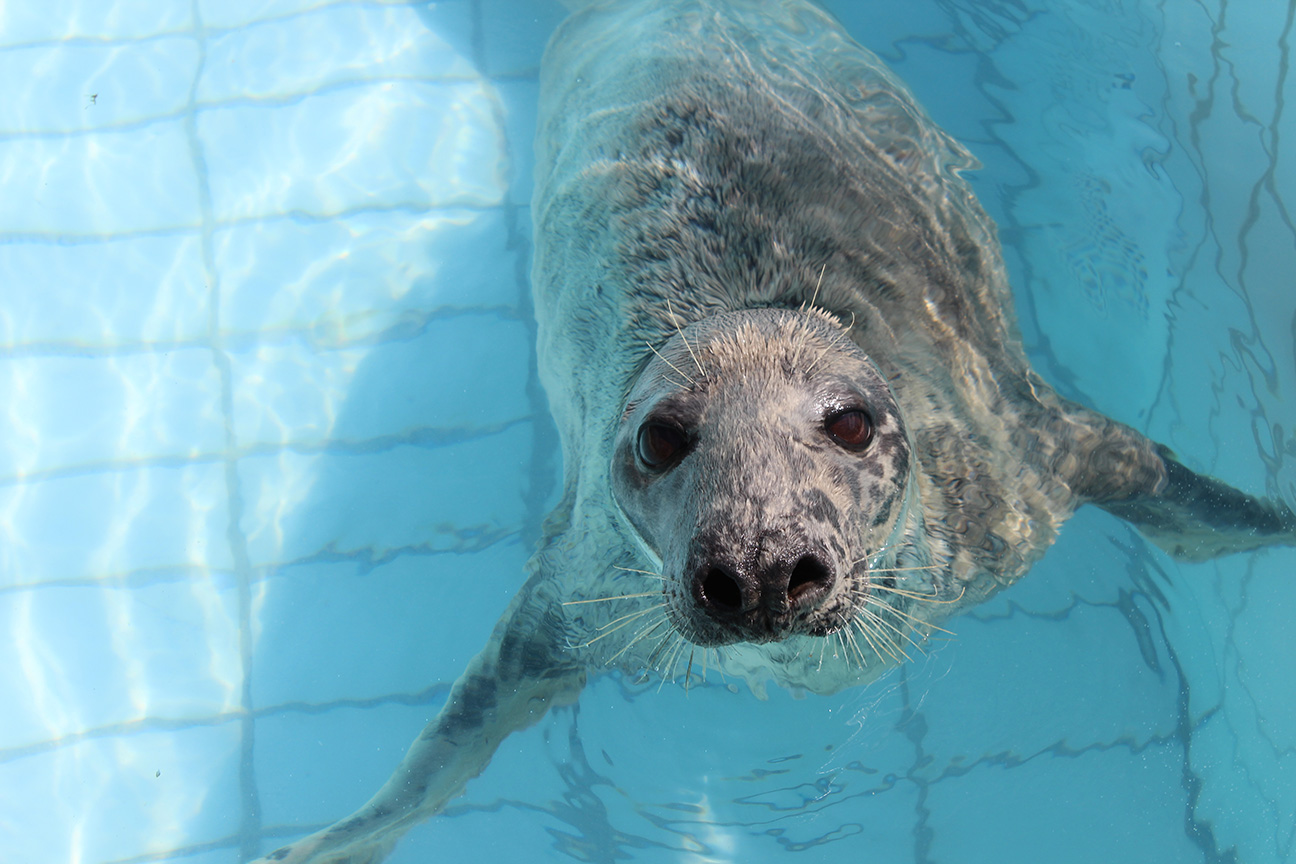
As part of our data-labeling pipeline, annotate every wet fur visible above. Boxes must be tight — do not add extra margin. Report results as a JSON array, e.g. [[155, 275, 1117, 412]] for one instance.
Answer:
[[254, 1, 1296, 861]]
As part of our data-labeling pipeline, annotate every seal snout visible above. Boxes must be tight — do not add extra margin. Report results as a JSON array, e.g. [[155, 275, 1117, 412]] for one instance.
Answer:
[[689, 543, 836, 641]]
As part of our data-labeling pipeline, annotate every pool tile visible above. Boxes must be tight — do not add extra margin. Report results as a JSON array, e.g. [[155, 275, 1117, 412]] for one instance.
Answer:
[[0, 120, 201, 235], [0, 37, 199, 135], [0, 349, 224, 480], [0, 232, 210, 347], [0, 462, 235, 589], [253, 700, 441, 832], [252, 543, 526, 705], [199, 3, 476, 105], [512, 679, 921, 863], [0, 722, 241, 864], [197, 79, 508, 222], [323, 316, 534, 438], [0, 0, 193, 44], [0, 576, 242, 746], [924, 743, 1197, 864], [496, 79, 539, 205], [478, 0, 566, 77], [900, 508, 1180, 779], [236, 421, 534, 567], [213, 207, 523, 342]]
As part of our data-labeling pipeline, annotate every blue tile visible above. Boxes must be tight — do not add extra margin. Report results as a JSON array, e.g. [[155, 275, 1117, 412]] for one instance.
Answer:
[[0, 722, 241, 864], [0, 233, 210, 347], [497, 79, 539, 206], [910, 520, 1181, 775], [197, 80, 508, 223], [0, 577, 242, 746], [199, 3, 476, 104], [0, 0, 192, 44], [0, 121, 201, 235], [0, 349, 224, 479], [236, 421, 534, 567], [479, 0, 566, 77], [327, 317, 534, 438], [0, 462, 235, 588], [213, 207, 523, 344], [252, 543, 527, 705], [199, 0, 358, 32], [924, 743, 1196, 864], [0, 37, 198, 135], [253, 701, 443, 832]]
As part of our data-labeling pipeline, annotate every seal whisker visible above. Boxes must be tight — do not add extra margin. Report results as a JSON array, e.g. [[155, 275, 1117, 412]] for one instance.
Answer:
[[857, 614, 910, 664], [666, 639, 691, 688], [855, 607, 911, 661], [803, 316, 857, 374], [857, 606, 923, 658], [853, 560, 941, 573], [572, 604, 665, 649], [612, 565, 665, 579], [591, 603, 665, 632], [644, 340, 697, 387], [644, 623, 679, 671], [840, 623, 869, 668], [563, 591, 664, 606], [807, 261, 827, 311], [862, 596, 957, 636], [607, 614, 670, 664], [666, 297, 708, 378], [851, 617, 897, 665], [868, 583, 966, 605]]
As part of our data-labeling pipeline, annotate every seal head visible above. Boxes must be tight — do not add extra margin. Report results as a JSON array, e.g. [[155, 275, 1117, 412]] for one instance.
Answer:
[[611, 307, 913, 647]]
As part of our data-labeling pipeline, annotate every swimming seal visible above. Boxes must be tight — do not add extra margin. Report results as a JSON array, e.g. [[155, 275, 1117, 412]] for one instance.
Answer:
[[255, 0, 1296, 860]]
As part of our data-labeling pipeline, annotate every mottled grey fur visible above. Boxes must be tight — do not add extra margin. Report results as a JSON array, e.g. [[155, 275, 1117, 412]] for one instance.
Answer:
[[255, 1, 1296, 861]]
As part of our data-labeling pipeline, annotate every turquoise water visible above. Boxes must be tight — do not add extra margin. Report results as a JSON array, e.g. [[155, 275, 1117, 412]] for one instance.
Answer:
[[0, 1, 1292, 862]]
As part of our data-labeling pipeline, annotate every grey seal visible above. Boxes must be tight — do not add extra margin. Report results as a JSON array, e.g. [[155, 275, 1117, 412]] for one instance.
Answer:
[[255, 0, 1296, 860]]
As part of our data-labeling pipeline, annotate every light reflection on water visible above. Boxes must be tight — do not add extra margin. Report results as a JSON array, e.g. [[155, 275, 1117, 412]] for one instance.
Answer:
[[0, 0, 1292, 862]]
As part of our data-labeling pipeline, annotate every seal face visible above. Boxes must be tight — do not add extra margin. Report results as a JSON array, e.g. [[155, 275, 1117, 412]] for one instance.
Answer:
[[611, 308, 912, 647]]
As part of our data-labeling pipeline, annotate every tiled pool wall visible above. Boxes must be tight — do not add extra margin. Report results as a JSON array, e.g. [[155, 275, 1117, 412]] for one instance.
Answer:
[[0, 1, 1292, 862]]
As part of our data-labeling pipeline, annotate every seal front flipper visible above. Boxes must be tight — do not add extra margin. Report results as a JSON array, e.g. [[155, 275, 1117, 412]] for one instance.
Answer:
[[252, 576, 585, 864], [1058, 407, 1296, 562]]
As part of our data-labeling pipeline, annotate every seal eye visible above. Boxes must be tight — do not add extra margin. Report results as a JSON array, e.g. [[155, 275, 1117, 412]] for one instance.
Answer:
[[637, 423, 687, 469], [825, 409, 873, 450]]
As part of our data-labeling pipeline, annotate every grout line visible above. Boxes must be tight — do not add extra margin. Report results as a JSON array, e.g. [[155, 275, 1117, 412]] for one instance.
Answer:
[[180, 3, 263, 858], [0, 519, 525, 599], [0, 61, 539, 147], [0, 414, 539, 490], [0, 0, 478, 57], [0, 681, 454, 768], [0, 72, 494, 144], [0, 200, 512, 248], [469, 0, 560, 548], [0, 303, 526, 360]]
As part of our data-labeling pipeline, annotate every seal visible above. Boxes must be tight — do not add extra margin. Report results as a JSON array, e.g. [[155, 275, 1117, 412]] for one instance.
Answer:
[[255, 1, 1296, 860]]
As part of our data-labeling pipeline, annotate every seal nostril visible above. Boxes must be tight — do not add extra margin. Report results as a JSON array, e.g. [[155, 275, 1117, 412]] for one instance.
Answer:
[[787, 555, 831, 605], [700, 567, 743, 611]]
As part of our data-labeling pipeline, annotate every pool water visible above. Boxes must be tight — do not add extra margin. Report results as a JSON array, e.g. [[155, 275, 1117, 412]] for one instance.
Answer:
[[0, 0, 1292, 862]]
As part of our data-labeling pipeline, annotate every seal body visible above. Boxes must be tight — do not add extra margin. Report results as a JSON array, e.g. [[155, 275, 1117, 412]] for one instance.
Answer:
[[529, 0, 1185, 694], [254, 2, 1296, 861]]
